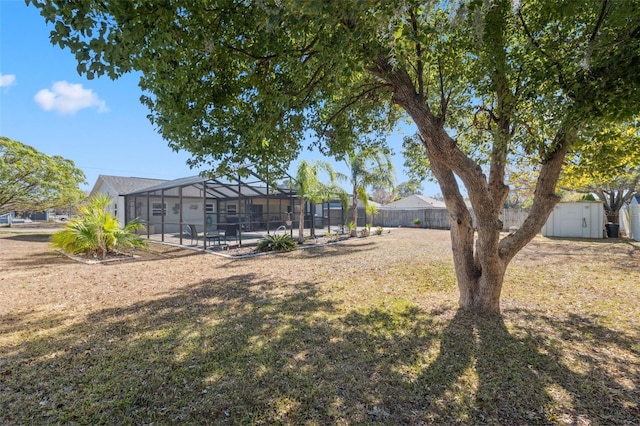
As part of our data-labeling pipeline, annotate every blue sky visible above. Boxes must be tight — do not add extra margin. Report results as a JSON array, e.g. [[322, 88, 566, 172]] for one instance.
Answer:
[[1, 1, 439, 195]]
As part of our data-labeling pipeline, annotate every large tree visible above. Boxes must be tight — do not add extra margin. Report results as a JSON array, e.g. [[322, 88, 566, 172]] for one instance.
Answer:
[[0, 136, 86, 213], [559, 121, 640, 223], [396, 181, 424, 198], [30, 0, 640, 314]]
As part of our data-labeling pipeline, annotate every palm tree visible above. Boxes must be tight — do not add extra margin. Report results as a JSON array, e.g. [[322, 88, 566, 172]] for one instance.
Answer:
[[344, 147, 395, 235], [51, 193, 147, 258], [293, 160, 347, 243]]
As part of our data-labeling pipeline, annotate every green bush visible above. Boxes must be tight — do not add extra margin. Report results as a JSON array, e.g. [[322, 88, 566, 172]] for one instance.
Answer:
[[257, 234, 297, 252], [51, 194, 147, 258]]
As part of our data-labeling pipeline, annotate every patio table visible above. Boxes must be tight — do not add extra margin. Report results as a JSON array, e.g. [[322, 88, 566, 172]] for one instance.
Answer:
[[206, 229, 226, 246]]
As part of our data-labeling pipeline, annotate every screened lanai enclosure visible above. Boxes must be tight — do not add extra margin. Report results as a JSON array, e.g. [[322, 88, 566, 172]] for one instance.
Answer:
[[124, 172, 347, 250]]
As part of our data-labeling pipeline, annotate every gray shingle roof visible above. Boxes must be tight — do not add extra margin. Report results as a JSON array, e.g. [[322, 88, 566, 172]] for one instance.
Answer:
[[92, 175, 168, 196], [382, 194, 447, 209]]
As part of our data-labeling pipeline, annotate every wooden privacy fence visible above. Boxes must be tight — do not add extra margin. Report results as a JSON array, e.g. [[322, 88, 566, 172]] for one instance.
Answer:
[[368, 207, 529, 231], [500, 208, 529, 231], [373, 208, 453, 229]]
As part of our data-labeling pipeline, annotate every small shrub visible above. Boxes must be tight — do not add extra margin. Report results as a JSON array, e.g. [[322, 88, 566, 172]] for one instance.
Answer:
[[51, 194, 147, 258], [413, 218, 422, 226], [325, 231, 339, 242], [347, 221, 357, 237], [257, 233, 297, 252], [374, 226, 383, 235]]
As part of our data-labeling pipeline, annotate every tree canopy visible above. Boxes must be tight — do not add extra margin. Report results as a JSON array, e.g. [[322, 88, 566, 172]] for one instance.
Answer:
[[30, 0, 640, 313], [559, 120, 640, 222], [0, 136, 86, 213]]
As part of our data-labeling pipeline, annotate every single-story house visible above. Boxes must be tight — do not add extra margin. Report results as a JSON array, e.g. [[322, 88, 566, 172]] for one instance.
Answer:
[[89, 175, 168, 226], [89, 171, 350, 248]]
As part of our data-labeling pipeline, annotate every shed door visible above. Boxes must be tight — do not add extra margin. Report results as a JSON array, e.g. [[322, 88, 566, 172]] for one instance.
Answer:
[[558, 203, 583, 238]]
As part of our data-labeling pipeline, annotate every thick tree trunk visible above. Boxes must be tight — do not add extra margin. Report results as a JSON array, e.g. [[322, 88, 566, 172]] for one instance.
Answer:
[[373, 56, 575, 315], [456, 258, 506, 313], [431, 157, 507, 314], [606, 211, 620, 224]]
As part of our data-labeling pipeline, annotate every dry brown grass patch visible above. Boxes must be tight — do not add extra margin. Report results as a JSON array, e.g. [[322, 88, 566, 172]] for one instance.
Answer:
[[1, 229, 638, 424]]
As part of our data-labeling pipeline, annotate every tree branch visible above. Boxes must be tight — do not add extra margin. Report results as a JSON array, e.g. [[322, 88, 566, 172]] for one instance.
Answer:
[[409, 7, 424, 99], [437, 58, 448, 123], [224, 44, 278, 61], [589, 0, 609, 43], [317, 82, 392, 139], [517, 9, 568, 91]]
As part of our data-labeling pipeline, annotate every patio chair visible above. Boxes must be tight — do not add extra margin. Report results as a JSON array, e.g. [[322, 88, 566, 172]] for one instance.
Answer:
[[182, 223, 204, 245]]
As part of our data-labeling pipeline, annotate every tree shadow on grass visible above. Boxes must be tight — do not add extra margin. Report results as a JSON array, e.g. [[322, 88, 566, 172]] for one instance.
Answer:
[[0, 233, 70, 269], [1, 278, 637, 424], [217, 241, 379, 271], [407, 309, 639, 424], [3, 233, 53, 243]]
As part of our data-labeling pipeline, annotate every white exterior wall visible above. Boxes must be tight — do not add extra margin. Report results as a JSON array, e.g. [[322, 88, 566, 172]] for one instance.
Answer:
[[133, 196, 216, 234], [542, 202, 604, 239], [116, 195, 126, 227], [92, 181, 127, 227], [628, 197, 640, 241]]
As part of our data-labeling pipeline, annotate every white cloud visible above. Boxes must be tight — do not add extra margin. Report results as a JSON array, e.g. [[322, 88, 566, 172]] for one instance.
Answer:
[[0, 74, 16, 87], [34, 81, 108, 114]]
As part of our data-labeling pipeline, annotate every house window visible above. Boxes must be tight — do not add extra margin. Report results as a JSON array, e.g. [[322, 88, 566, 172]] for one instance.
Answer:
[[114, 203, 118, 217], [227, 204, 237, 215], [205, 204, 214, 214], [152, 202, 166, 217]]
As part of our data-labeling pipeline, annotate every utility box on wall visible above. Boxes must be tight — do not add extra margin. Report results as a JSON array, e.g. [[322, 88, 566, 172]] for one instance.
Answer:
[[542, 202, 604, 239]]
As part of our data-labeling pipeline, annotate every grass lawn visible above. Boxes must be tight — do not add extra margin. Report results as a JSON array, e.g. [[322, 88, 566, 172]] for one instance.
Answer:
[[0, 229, 638, 424]]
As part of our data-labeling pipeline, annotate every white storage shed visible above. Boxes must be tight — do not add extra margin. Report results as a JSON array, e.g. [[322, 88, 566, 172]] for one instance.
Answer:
[[541, 201, 605, 239], [627, 195, 640, 241]]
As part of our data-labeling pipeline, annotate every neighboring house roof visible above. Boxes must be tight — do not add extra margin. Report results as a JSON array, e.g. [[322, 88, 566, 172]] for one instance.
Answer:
[[382, 194, 447, 209], [89, 175, 168, 197]]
